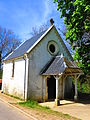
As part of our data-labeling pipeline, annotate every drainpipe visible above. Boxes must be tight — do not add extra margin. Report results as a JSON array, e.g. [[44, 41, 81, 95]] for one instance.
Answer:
[[23, 54, 29, 101], [23, 57, 26, 100]]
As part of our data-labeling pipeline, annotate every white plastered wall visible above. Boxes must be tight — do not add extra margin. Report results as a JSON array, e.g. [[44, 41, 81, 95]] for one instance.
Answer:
[[2, 59, 25, 99], [27, 28, 72, 101]]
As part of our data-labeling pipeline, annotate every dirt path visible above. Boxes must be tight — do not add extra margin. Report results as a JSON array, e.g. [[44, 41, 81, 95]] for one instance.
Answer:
[[13, 104, 76, 120], [40, 100, 90, 120]]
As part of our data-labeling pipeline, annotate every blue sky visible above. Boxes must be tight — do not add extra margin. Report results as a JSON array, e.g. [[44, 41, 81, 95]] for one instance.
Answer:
[[0, 0, 65, 41]]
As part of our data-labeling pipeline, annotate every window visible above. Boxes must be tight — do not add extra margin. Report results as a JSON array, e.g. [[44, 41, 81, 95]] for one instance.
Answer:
[[49, 44, 55, 53], [12, 61, 15, 77], [47, 41, 59, 55]]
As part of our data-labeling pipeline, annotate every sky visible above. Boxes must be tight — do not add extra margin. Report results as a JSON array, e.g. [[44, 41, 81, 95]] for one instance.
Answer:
[[0, 0, 65, 41]]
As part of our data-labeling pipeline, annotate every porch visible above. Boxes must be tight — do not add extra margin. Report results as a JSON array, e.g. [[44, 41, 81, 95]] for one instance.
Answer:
[[41, 55, 83, 106]]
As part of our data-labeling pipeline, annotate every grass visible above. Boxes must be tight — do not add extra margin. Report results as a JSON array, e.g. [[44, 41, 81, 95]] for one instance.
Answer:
[[18, 100, 78, 120], [18, 100, 50, 110], [3, 93, 74, 119], [3, 88, 79, 119], [4, 92, 23, 101]]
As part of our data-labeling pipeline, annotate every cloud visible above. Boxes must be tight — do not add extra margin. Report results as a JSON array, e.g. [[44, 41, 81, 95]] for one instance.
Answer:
[[0, 0, 65, 41], [43, 0, 56, 21], [42, 0, 63, 27]]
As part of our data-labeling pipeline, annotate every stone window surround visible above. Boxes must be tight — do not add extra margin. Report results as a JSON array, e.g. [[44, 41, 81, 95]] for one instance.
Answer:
[[47, 40, 59, 55]]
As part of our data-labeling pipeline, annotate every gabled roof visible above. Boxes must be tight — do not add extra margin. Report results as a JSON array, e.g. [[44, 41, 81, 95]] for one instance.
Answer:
[[41, 55, 82, 75], [4, 25, 72, 61], [5, 29, 47, 61]]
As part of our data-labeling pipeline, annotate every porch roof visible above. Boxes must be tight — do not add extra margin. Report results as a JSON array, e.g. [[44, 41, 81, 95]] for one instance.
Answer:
[[41, 55, 83, 76]]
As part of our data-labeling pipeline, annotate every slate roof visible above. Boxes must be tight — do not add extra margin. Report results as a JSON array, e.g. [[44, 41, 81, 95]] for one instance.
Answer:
[[41, 55, 82, 75], [5, 30, 47, 60], [4, 25, 72, 61]]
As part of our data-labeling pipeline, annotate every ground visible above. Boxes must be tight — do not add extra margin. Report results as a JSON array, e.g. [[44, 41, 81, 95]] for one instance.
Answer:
[[0, 91, 90, 120], [0, 99, 33, 120], [0, 92, 77, 120], [40, 100, 90, 120], [14, 104, 72, 120]]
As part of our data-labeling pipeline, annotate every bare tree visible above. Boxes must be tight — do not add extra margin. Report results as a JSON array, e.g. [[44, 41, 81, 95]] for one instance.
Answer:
[[0, 26, 21, 58], [31, 23, 49, 37]]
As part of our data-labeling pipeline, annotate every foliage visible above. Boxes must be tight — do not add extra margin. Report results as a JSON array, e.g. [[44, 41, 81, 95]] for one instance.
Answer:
[[54, 0, 90, 75], [77, 80, 90, 93], [0, 26, 21, 58], [82, 82, 90, 93], [0, 70, 2, 79]]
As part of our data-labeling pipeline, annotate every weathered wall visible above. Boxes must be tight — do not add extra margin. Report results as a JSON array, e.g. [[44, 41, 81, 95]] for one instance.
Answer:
[[58, 77, 63, 99], [64, 76, 72, 98], [27, 28, 72, 101], [2, 59, 25, 99]]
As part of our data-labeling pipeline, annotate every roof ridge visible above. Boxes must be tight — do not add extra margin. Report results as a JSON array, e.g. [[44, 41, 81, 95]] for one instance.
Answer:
[[27, 29, 48, 41]]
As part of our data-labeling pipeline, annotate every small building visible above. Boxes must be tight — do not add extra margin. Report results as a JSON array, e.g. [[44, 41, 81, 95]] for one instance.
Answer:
[[2, 21, 83, 105]]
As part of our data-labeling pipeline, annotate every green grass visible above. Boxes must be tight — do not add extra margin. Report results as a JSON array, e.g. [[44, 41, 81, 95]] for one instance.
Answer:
[[18, 100, 79, 120], [18, 100, 50, 110], [3, 89, 79, 119], [4, 92, 23, 101]]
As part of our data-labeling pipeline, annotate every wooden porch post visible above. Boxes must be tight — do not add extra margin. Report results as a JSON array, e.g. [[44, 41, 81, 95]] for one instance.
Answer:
[[42, 76, 49, 102], [55, 75, 60, 106], [62, 75, 66, 99]]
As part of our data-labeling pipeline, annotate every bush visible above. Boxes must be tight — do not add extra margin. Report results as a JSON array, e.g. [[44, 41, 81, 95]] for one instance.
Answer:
[[77, 80, 90, 94], [73, 79, 90, 94], [0, 70, 2, 79]]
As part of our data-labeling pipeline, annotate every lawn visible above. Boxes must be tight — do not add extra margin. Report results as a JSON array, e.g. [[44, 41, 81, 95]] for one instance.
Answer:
[[18, 99, 50, 110]]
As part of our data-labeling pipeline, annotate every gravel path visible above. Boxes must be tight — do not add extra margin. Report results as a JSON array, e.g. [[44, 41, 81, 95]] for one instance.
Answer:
[[40, 100, 90, 120]]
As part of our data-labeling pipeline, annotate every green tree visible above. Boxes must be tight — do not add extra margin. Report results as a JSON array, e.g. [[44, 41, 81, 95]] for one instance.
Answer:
[[54, 0, 90, 75]]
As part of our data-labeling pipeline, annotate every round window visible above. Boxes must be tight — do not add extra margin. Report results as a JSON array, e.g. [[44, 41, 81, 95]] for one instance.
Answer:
[[49, 44, 55, 53], [48, 41, 59, 55]]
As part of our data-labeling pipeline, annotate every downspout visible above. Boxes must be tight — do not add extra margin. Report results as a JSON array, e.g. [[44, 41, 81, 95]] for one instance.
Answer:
[[23, 57, 26, 100], [23, 54, 29, 100]]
